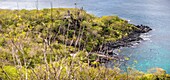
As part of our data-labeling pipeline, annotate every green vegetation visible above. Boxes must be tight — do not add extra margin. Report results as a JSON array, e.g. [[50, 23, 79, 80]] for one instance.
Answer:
[[0, 8, 169, 80]]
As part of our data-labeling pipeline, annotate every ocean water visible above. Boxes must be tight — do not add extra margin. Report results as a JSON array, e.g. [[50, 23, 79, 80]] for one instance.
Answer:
[[0, 0, 170, 73]]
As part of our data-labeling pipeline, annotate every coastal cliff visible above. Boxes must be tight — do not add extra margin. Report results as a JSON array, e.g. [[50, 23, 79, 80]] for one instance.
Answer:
[[1, 8, 168, 80]]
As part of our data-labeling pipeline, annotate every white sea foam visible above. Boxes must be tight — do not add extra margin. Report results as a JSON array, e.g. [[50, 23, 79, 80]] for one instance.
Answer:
[[140, 33, 152, 41]]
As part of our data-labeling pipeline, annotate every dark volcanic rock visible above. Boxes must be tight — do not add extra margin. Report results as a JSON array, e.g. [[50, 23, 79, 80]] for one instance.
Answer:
[[135, 24, 152, 33], [94, 24, 152, 63], [101, 24, 152, 55]]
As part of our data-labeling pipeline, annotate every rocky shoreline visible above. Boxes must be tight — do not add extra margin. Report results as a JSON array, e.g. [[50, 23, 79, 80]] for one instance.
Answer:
[[107, 24, 152, 48], [97, 24, 152, 61]]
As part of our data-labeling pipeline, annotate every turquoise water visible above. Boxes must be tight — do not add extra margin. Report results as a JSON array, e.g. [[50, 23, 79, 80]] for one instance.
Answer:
[[0, 0, 170, 73]]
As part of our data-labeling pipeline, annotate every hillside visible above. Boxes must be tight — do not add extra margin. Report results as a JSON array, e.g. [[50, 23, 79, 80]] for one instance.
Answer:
[[0, 8, 168, 80]]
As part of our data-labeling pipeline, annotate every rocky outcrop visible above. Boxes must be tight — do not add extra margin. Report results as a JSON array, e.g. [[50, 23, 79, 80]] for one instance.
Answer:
[[101, 24, 152, 55], [94, 24, 152, 63], [135, 24, 152, 33]]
